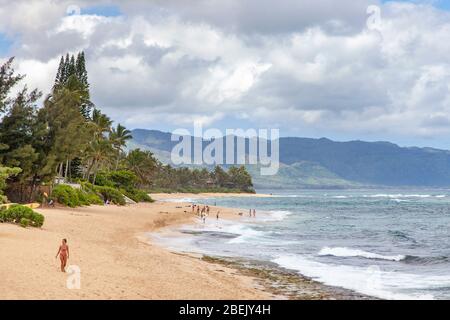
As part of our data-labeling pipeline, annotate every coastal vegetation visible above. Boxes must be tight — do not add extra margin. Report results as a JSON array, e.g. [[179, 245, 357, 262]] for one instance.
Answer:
[[0, 53, 254, 217], [0, 205, 44, 228], [147, 164, 255, 194], [51, 184, 104, 208]]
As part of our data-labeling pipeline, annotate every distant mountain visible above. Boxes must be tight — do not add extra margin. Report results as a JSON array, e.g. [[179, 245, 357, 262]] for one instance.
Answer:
[[128, 130, 174, 163], [128, 129, 450, 189]]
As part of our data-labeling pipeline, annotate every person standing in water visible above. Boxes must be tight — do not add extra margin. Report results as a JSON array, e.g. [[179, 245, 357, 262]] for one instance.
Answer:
[[55, 239, 69, 272], [253, 209, 256, 218], [216, 211, 220, 220]]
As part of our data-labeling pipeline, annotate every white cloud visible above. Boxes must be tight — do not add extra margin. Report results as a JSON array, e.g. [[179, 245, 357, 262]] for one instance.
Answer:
[[2, 0, 450, 146], [197, 62, 272, 105]]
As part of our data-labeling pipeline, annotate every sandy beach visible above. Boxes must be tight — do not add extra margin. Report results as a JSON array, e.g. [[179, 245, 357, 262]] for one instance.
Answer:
[[0, 194, 273, 300], [0, 193, 372, 300]]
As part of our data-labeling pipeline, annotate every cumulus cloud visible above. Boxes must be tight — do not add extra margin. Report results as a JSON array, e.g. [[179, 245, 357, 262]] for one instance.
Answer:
[[1, 0, 450, 146]]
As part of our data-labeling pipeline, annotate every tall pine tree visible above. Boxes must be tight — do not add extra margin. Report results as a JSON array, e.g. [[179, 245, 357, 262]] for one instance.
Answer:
[[52, 51, 95, 180], [53, 51, 93, 119], [54, 56, 65, 88], [76, 52, 92, 119], [62, 53, 70, 84]]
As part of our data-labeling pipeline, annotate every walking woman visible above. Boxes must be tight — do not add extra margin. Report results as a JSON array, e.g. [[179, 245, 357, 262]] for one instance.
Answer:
[[55, 239, 70, 272]]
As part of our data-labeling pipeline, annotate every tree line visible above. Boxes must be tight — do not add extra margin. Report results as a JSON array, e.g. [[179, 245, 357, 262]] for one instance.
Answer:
[[0, 53, 254, 203]]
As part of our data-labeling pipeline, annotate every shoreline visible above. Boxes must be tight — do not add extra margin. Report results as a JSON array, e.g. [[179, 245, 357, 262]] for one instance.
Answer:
[[150, 194, 376, 300], [0, 193, 374, 300], [201, 256, 375, 300]]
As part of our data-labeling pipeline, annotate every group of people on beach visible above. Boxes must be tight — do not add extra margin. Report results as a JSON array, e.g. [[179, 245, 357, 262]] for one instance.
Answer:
[[191, 203, 257, 223], [192, 204, 219, 223]]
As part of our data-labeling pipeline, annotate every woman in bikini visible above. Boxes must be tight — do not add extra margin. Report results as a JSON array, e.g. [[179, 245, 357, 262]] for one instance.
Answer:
[[55, 239, 69, 272]]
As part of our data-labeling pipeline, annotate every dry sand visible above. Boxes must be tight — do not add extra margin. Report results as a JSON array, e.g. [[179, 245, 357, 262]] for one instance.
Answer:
[[0, 197, 273, 300]]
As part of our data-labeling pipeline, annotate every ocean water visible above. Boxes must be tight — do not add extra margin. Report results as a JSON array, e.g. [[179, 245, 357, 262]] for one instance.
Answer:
[[154, 189, 450, 300]]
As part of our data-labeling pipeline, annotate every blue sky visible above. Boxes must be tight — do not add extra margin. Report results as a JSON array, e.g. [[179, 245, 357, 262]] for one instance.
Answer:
[[79, 5, 122, 17], [431, 0, 450, 10], [0, 33, 12, 56], [382, 0, 450, 9]]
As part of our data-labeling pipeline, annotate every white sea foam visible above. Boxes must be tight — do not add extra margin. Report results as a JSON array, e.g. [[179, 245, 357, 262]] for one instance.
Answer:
[[225, 224, 266, 244], [365, 194, 433, 199], [180, 220, 266, 245], [391, 198, 410, 203], [269, 194, 316, 199], [332, 195, 349, 199], [364, 194, 400, 198], [264, 210, 293, 221], [272, 254, 440, 300], [404, 194, 431, 198], [318, 247, 405, 262]]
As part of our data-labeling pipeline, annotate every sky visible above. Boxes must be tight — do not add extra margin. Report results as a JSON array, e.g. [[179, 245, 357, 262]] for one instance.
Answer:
[[1, 0, 450, 148]]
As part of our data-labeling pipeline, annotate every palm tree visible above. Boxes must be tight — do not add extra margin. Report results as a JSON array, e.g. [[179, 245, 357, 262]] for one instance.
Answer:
[[125, 149, 158, 186], [91, 109, 112, 138], [82, 109, 114, 181], [110, 124, 133, 169], [85, 138, 114, 184]]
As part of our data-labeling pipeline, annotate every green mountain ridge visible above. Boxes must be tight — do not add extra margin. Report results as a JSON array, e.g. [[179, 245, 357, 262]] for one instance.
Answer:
[[247, 161, 361, 189], [127, 129, 361, 189], [128, 128, 450, 189]]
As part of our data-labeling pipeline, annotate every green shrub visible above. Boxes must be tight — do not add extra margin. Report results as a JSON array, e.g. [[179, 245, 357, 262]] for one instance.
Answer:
[[53, 184, 105, 207], [134, 190, 153, 202], [75, 189, 104, 206], [123, 188, 153, 203], [94, 186, 126, 205], [85, 192, 104, 205], [52, 185, 80, 207], [94, 171, 115, 188], [108, 170, 138, 189], [80, 181, 96, 193], [32, 212, 45, 227], [0, 209, 7, 223], [95, 170, 139, 190], [87, 171, 152, 204], [20, 218, 30, 228], [72, 179, 152, 205], [75, 188, 89, 206], [1, 205, 45, 228]]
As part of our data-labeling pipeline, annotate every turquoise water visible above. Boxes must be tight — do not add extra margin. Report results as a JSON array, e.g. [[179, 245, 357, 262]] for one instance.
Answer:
[[157, 189, 450, 300]]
